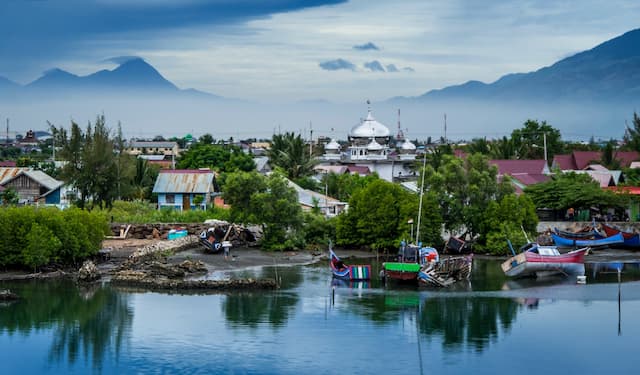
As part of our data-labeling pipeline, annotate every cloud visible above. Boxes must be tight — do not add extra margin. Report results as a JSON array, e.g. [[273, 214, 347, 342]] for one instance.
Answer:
[[0, 0, 347, 80], [403, 67, 416, 72], [353, 42, 380, 51], [103, 56, 144, 65], [364, 60, 385, 72], [386, 64, 399, 72], [319, 59, 356, 71]]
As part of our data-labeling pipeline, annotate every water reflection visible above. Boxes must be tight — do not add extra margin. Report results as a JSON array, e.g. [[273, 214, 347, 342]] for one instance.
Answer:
[[223, 265, 302, 328], [0, 280, 132, 372]]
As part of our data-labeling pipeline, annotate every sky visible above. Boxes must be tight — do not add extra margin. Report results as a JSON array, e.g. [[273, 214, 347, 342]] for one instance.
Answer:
[[2, 0, 640, 103]]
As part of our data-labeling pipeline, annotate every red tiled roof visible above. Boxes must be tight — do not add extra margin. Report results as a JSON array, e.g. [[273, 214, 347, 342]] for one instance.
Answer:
[[490, 159, 547, 175], [552, 154, 575, 170], [0, 161, 16, 167], [573, 151, 601, 170], [552, 151, 640, 171], [614, 151, 640, 167], [347, 166, 370, 175], [510, 173, 550, 185]]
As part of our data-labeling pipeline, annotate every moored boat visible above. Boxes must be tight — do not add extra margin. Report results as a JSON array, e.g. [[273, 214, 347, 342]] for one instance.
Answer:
[[502, 241, 589, 278], [418, 247, 473, 287], [600, 223, 640, 248], [329, 248, 371, 281], [551, 232, 623, 248], [381, 242, 421, 282]]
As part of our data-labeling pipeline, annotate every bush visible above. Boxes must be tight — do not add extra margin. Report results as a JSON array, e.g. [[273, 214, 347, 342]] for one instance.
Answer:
[[0, 206, 109, 269]]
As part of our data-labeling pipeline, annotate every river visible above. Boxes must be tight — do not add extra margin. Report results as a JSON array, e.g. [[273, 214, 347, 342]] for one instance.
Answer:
[[1, 257, 639, 374]]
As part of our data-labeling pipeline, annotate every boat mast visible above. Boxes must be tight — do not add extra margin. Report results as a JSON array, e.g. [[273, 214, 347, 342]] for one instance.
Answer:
[[415, 150, 427, 244]]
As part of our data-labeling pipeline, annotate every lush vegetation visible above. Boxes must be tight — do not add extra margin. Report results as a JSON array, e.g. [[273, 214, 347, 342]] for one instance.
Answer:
[[94, 200, 230, 224], [222, 171, 304, 250], [176, 138, 256, 173], [51, 115, 160, 207], [0, 207, 109, 270], [524, 172, 630, 212]]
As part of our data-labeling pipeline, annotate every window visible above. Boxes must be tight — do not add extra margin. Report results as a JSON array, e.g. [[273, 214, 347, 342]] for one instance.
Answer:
[[165, 194, 175, 204]]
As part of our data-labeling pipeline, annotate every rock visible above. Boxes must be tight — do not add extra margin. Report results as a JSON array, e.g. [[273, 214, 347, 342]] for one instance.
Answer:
[[176, 260, 207, 274], [148, 261, 185, 279], [0, 289, 20, 301], [78, 260, 101, 282], [152, 228, 161, 239]]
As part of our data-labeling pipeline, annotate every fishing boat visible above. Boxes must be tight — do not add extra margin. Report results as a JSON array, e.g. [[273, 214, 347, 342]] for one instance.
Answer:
[[551, 232, 623, 247], [502, 241, 589, 278], [600, 223, 640, 248], [552, 227, 603, 239], [381, 242, 422, 282], [329, 248, 372, 281]]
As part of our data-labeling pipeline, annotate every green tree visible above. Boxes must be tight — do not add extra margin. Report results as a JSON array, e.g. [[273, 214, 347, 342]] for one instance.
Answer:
[[268, 132, 315, 179], [511, 119, 562, 161], [251, 172, 304, 250], [336, 179, 428, 250], [524, 171, 627, 212], [622, 112, 640, 151], [52, 116, 118, 209], [23, 223, 62, 271], [0, 187, 19, 205], [177, 143, 255, 173], [222, 171, 267, 224]]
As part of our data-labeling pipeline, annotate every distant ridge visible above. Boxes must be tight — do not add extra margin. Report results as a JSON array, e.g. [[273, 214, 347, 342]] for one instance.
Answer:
[[2, 57, 222, 99], [418, 28, 640, 102]]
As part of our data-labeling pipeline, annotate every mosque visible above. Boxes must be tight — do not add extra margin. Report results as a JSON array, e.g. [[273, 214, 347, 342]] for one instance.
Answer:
[[317, 106, 418, 182]]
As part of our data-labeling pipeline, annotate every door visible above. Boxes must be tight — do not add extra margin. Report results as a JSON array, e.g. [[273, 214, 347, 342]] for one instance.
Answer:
[[182, 194, 190, 211]]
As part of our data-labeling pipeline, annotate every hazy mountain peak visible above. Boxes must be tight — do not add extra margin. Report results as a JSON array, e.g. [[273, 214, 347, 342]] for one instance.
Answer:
[[420, 27, 640, 101]]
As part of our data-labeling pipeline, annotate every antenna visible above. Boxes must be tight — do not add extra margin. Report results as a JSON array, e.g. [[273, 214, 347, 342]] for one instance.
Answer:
[[396, 109, 405, 141], [443, 113, 447, 144]]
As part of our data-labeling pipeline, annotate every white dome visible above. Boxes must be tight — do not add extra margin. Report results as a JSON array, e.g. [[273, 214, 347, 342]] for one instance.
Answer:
[[325, 139, 340, 150], [367, 139, 384, 151], [401, 139, 416, 150], [349, 111, 390, 138]]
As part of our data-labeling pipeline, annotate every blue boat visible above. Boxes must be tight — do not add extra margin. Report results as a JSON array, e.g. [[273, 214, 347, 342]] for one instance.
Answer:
[[551, 232, 624, 247]]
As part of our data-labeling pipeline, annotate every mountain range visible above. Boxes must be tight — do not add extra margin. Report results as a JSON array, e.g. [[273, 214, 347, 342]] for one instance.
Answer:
[[414, 28, 640, 102], [0, 29, 639, 140], [0, 57, 220, 99]]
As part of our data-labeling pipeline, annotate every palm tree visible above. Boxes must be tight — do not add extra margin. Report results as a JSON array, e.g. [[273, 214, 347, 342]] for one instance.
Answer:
[[268, 132, 316, 179]]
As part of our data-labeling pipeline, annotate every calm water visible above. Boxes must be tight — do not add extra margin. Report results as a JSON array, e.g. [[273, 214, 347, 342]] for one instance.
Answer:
[[1, 258, 639, 375]]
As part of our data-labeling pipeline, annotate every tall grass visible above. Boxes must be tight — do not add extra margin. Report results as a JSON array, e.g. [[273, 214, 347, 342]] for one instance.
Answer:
[[98, 200, 231, 224]]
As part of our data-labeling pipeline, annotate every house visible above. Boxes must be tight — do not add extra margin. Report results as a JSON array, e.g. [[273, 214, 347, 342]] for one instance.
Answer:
[[138, 154, 175, 169], [489, 159, 551, 194], [152, 169, 216, 210], [0, 168, 65, 205], [551, 151, 639, 171], [287, 179, 348, 217], [125, 141, 180, 158]]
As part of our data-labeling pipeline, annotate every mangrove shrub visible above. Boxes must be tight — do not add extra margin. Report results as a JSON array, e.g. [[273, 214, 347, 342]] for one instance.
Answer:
[[0, 206, 109, 269]]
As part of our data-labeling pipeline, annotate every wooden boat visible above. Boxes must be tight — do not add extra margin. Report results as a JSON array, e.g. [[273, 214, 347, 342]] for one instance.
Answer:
[[601, 223, 640, 248], [381, 242, 421, 282], [329, 248, 371, 281], [550, 232, 623, 247], [502, 242, 589, 278], [418, 246, 473, 287], [199, 228, 223, 253], [552, 227, 603, 239]]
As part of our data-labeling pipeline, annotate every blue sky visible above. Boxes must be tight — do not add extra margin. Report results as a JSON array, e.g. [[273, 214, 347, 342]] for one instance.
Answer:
[[2, 0, 640, 102]]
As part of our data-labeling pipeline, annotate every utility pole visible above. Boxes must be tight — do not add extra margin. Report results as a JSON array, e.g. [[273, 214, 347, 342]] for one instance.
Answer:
[[309, 121, 313, 158], [543, 132, 547, 162]]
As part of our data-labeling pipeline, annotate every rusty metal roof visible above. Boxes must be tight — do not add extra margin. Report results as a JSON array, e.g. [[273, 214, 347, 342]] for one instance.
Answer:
[[152, 169, 215, 194], [0, 167, 31, 184]]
